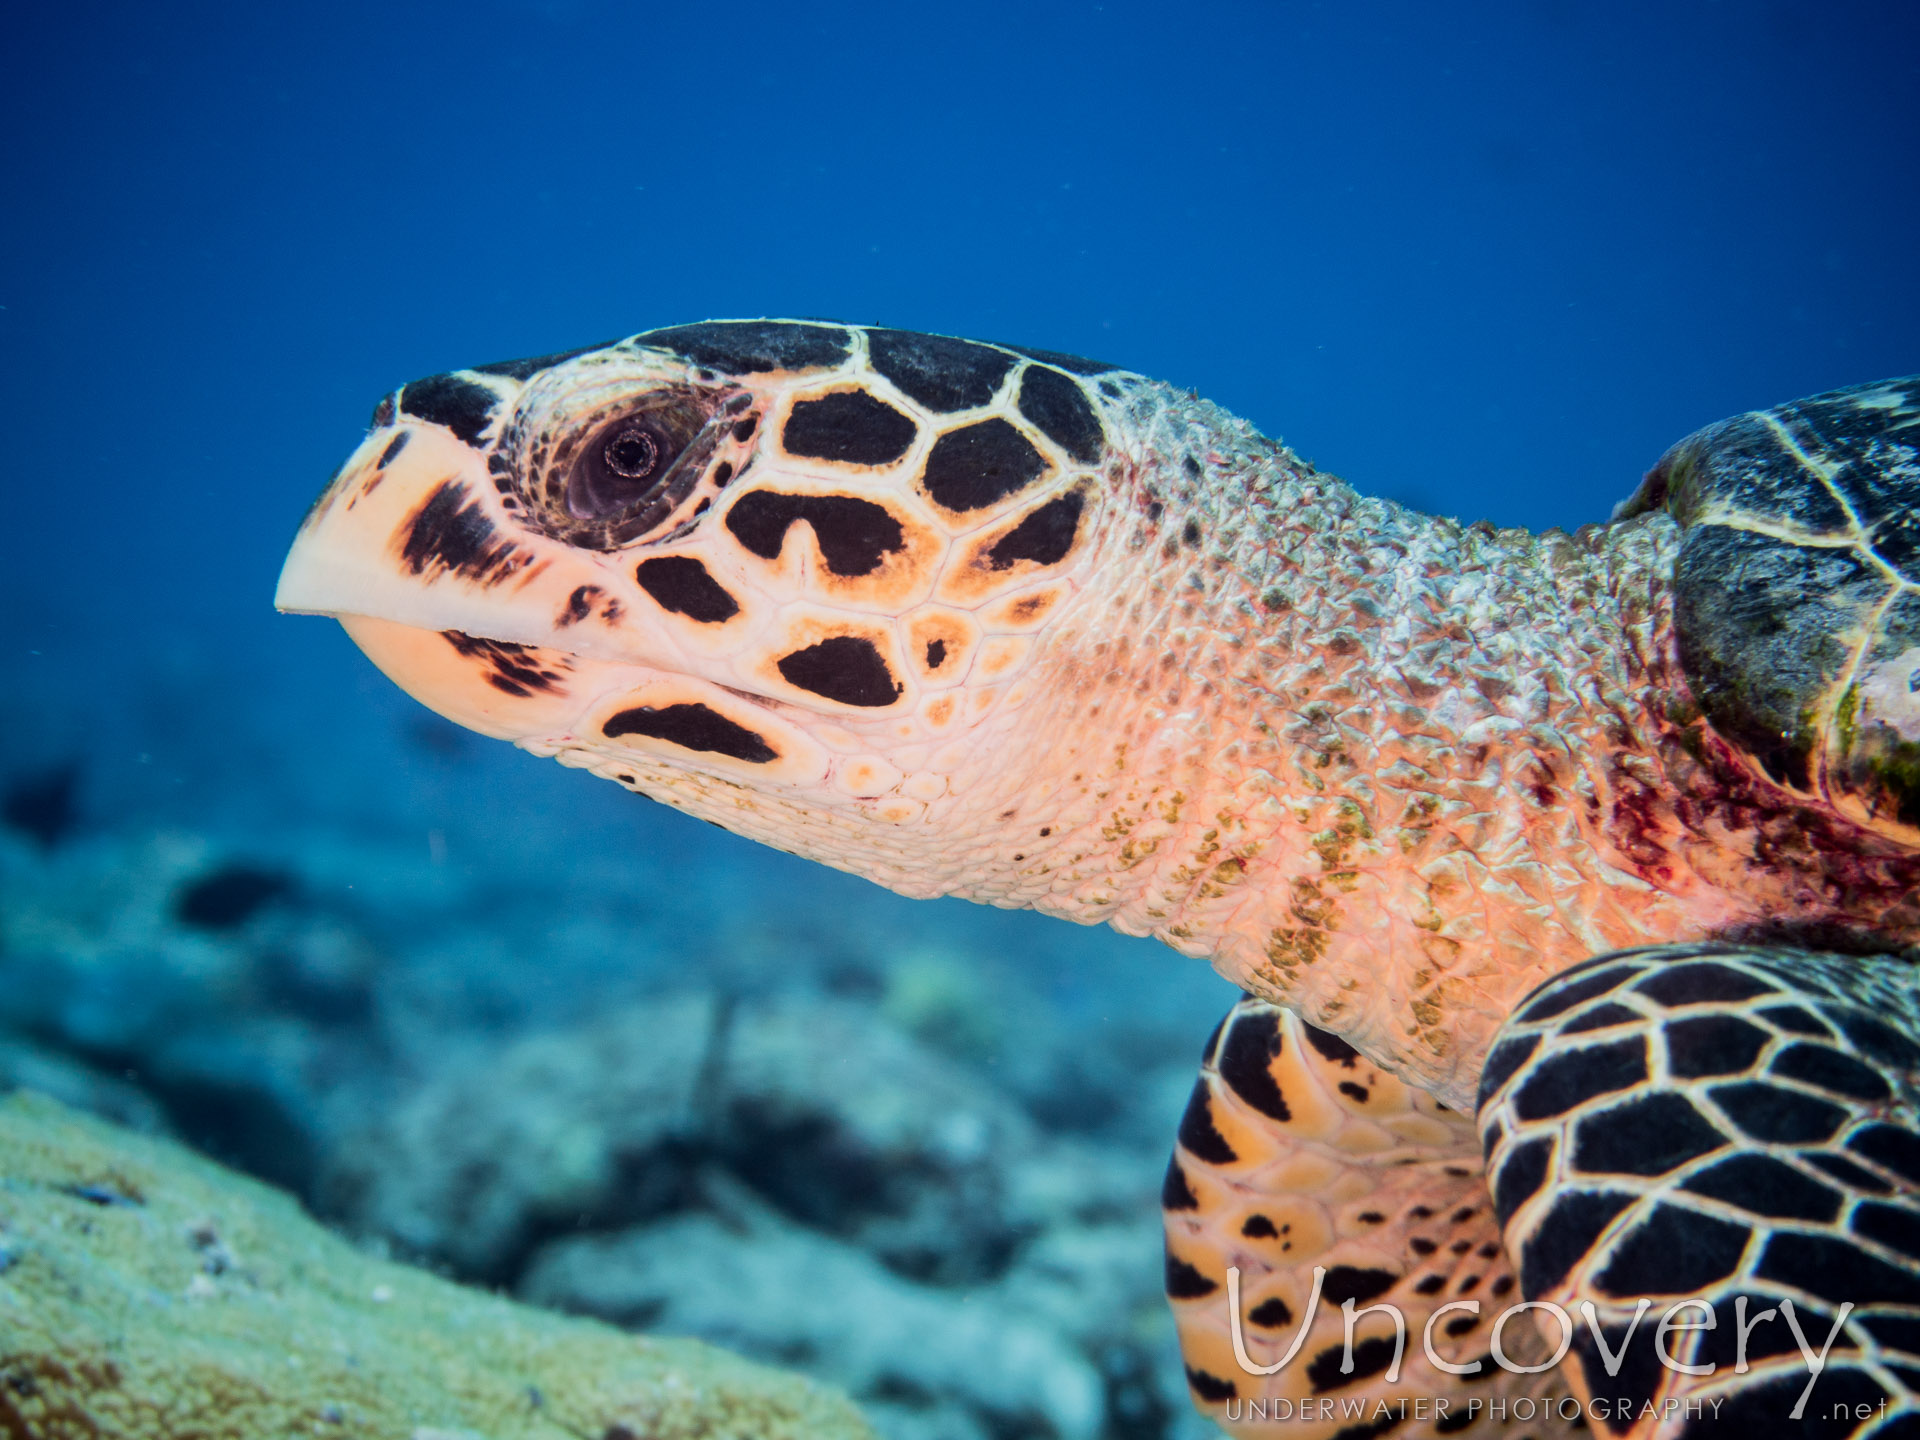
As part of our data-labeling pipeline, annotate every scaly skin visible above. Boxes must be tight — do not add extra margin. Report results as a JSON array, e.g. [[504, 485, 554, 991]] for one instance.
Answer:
[[935, 383, 1702, 1110], [906, 379, 1920, 1109], [276, 329, 1920, 1111], [280, 327, 1920, 1438]]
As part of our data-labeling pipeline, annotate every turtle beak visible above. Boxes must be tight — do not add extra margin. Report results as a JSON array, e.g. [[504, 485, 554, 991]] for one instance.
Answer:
[[278, 422, 584, 649], [274, 415, 689, 662], [273, 418, 823, 780], [275, 420, 656, 741]]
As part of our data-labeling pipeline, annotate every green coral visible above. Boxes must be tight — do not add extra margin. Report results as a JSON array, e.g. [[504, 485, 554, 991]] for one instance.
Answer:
[[0, 1092, 871, 1440]]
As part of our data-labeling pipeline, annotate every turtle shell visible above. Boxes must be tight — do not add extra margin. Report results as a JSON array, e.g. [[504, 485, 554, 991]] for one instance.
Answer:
[[1623, 376, 1920, 844]]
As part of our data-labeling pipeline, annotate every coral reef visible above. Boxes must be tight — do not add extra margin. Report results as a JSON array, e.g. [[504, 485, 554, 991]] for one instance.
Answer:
[[0, 1090, 871, 1440], [323, 993, 1071, 1283], [327, 997, 1184, 1440], [521, 1182, 1105, 1440], [0, 771, 1230, 1440]]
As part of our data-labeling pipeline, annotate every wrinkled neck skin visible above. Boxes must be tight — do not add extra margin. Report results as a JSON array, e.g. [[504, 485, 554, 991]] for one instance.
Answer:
[[903, 384, 1915, 1111]]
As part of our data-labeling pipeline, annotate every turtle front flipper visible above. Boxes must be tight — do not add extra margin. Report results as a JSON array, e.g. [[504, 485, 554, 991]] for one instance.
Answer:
[[1164, 998, 1559, 1437], [1478, 942, 1920, 1434], [1624, 374, 1920, 848]]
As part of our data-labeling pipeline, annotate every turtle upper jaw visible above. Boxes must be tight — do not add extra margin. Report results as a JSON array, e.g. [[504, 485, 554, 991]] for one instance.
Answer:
[[276, 419, 676, 668], [274, 418, 835, 783]]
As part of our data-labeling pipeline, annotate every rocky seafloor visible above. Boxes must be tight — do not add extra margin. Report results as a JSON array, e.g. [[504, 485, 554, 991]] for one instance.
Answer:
[[0, 649, 1240, 1440]]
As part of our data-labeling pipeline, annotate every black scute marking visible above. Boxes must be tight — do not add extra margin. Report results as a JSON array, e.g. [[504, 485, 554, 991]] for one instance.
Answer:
[[1597, 1202, 1750, 1296], [1807, 1151, 1894, 1194], [377, 431, 410, 467], [1160, 1155, 1199, 1211], [725, 490, 905, 576], [1770, 1041, 1892, 1101], [1793, 388, 1920, 582], [1017, 364, 1105, 463], [1852, 1201, 1920, 1262], [470, 341, 614, 380], [1247, 1296, 1292, 1327], [1320, 1266, 1398, 1307], [1830, 1008, 1920, 1066], [1758, 1004, 1832, 1037], [1682, 1154, 1842, 1222], [1185, 1366, 1237, 1402], [987, 491, 1084, 570], [924, 639, 947, 670], [1200, 1015, 1227, 1066], [1215, 1008, 1290, 1120], [781, 389, 918, 465], [402, 482, 521, 583], [1307, 1334, 1398, 1393], [635, 556, 740, 623], [442, 633, 562, 697], [602, 703, 776, 763], [865, 329, 1016, 411], [1301, 1021, 1362, 1067], [370, 392, 396, 427], [1633, 961, 1778, 1006], [1709, 1080, 1848, 1143], [1510, 1037, 1647, 1121], [776, 636, 902, 707], [1164, 1245, 1217, 1299], [1860, 1311, 1920, 1356], [398, 372, 499, 443], [1517, 964, 1639, 1022], [1665, 1013, 1771, 1078], [995, 341, 1117, 376], [1694, 1289, 1825, 1371], [1849, 1123, 1920, 1184], [1682, 1369, 1883, 1440], [1572, 1323, 1669, 1437], [1519, 1189, 1633, 1297], [1176, 1080, 1236, 1164], [640, 321, 850, 373], [1241, 1214, 1279, 1238], [1492, 1137, 1552, 1227], [1757, 1230, 1920, 1307], [1675, 524, 1885, 791], [1571, 1092, 1726, 1176], [1871, 509, 1920, 583], [1561, 1002, 1640, 1034], [921, 418, 1049, 512], [1475, 1035, 1539, 1111]]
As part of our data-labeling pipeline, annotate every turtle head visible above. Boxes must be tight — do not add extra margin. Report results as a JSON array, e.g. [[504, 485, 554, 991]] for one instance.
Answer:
[[277, 320, 1134, 889]]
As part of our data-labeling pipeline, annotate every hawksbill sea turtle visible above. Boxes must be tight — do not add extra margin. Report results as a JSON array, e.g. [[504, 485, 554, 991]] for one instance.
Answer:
[[277, 320, 1920, 1438]]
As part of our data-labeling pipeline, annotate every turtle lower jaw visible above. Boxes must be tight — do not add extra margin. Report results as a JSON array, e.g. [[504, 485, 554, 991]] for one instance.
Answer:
[[328, 612, 834, 789], [335, 613, 597, 742]]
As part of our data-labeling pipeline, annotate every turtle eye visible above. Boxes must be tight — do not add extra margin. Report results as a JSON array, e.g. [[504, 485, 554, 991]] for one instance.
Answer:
[[571, 420, 675, 519], [512, 387, 726, 549]]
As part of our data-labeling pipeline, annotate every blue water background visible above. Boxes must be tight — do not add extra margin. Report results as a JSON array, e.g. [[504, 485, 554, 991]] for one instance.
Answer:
[[3, 1, 1918, 1043]]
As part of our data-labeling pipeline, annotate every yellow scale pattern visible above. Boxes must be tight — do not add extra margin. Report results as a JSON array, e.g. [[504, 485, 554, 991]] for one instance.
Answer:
[[1163, 998, 1559, 1437]]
